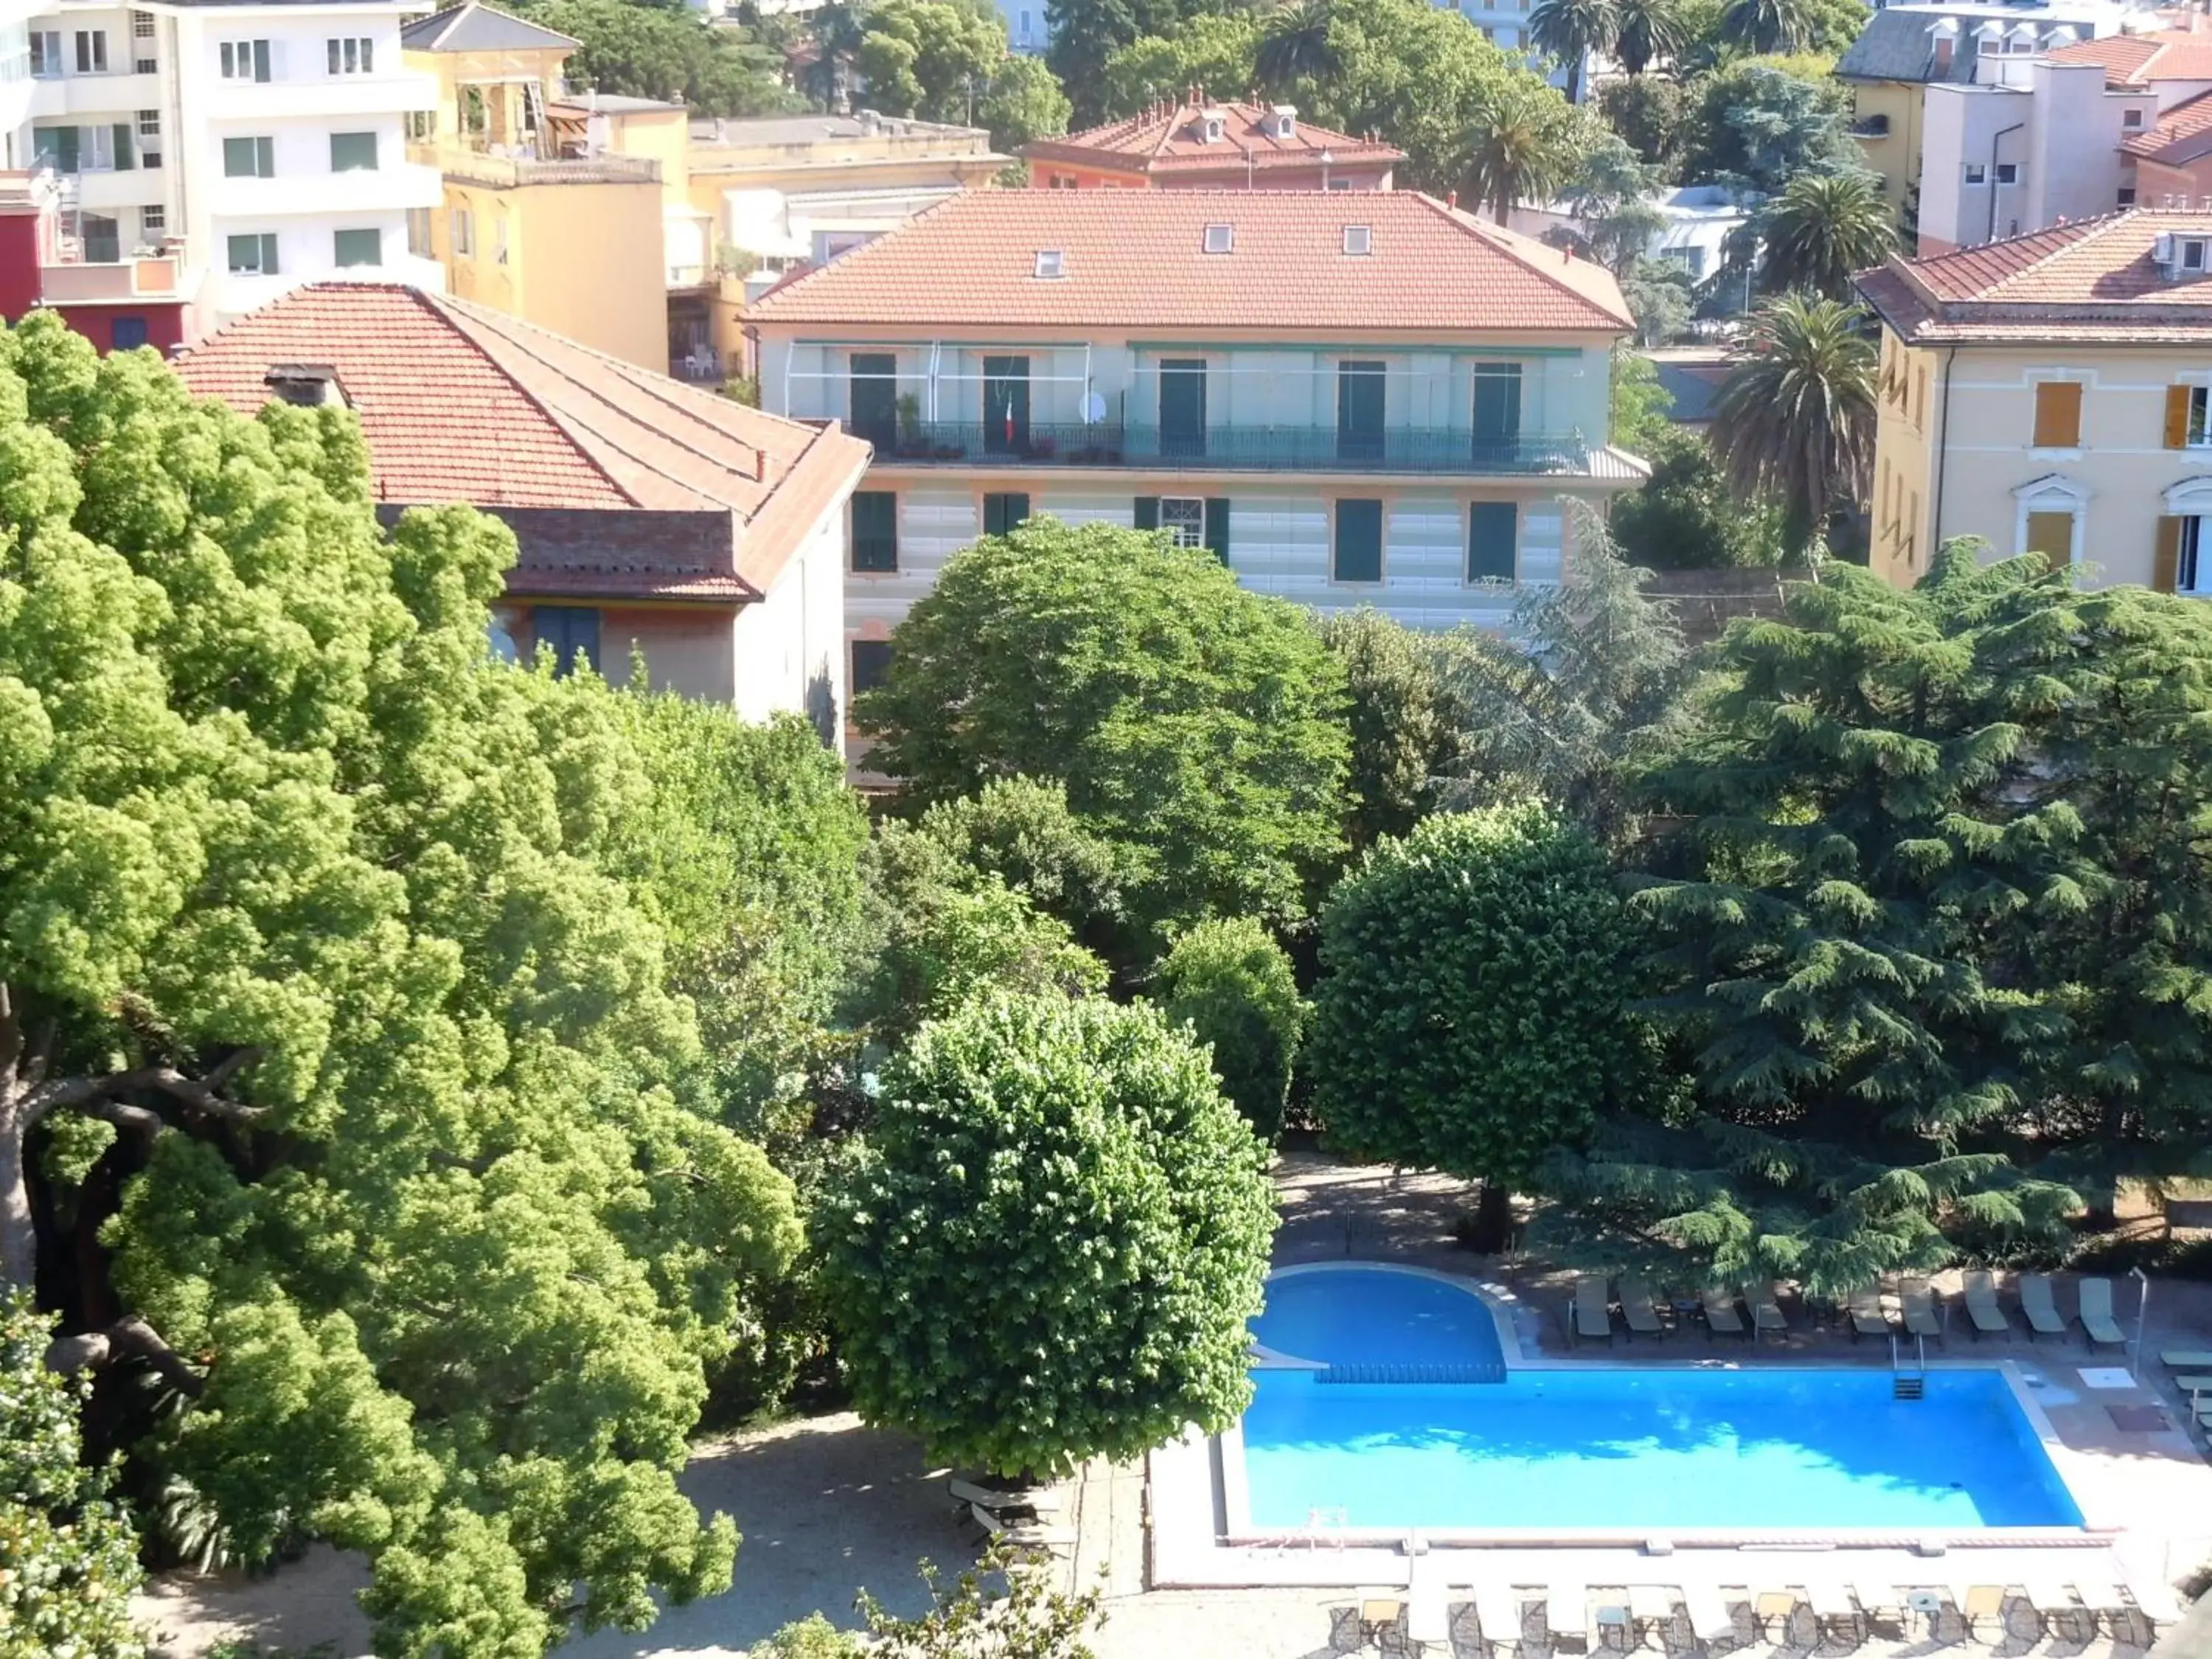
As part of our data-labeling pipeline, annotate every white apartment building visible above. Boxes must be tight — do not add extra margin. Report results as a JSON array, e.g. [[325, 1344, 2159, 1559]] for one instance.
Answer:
[[18, 0, 440, 333]]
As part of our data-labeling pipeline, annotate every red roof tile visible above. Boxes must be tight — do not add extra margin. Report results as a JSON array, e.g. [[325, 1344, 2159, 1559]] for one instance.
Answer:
[[1853, 209, 2212, 342], [2121, 87, 2212, 163], [2047, 29, 2212, 86], [175, 284, 869, 597], [1023, 91, 1402, 181], [744, 189, 1632, 333]]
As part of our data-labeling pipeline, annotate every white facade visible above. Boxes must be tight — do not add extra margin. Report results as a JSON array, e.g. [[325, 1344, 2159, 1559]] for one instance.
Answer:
[[0, 0, 36, 170], [21, 0, 441, 332], [1511, 184, 1758, 285], [734, 496, 849, 727]]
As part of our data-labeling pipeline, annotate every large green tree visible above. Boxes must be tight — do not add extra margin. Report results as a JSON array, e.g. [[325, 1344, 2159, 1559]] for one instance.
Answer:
[[1, 1290, 145, 1659], [1310, 804, 1648, 1247], [1680, 58, 1852, 195], [1318, 608, 1460, 851], [817, 992, 1276, 1478], [524, 0, 797, 116], [1759, 167, 1895, 299], [854, 0, 1006, 126], [0, 316, 800, 1656], [1708, 293, 1876, 554], [1528, 0, 1616, 102], [1156, 917, 1307, 1144], [856, 518, 1349, 942]]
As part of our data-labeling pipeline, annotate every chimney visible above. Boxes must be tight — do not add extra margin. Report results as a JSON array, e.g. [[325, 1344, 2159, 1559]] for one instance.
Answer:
[[1934, 35, 1953, 73], [264, 364, 347, 408], [1447, 188, 1458, 208]]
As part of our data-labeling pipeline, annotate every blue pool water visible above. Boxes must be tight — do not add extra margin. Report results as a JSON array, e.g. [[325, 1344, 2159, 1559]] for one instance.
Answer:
[[1241, 1269, 2084, 1531]]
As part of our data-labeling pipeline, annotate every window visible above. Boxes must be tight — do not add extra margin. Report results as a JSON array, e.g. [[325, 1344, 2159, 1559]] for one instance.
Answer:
[[2119, 186, 2138, 207], [333, 228, 380, 268], [132, 10, 154, 38], [139, 204, 164, 237], [32, 126, 80, 174], [1338, 360, 1385, 462], [1158, 358, 1206, 457], [1343, 225, 1371, 255], [983, 492, 1029, 536], [220, 39, 274, 82], [851, 491, 897, 571], [1467, 501, 1517, 583], [111, 316, 148, 350], [2031, 380, 2082, 449], [2188, 240, 2208, 273], [1161, 497, 1206, 549], [1203, 223, 1234, 254], [136, 55, 156, 74], [2124, 107, 2146, 129], [406, 109, 434, 142], [2171, 515, 2208, 594], [1472, 362, 1523, 455], [74, 31, 105, 74], [1333, 498, 1384, 583], [1032, 248, 1064, 278], [223, 136, 274, 178], [850, 639, 894, 697], [1995, 162, 2019, 185], [136, 108, 159, 137], [2175, 384, 2212, 448], [535, 607, 599, 678], [327, 36, 374, 74], [406, 206, 433, 257], [29, 32, 58, 77], [451, 206, 473, 257], [1964, 163, 1987, 185], [983, 355, 1029, 454], [329, 131, 378, 171], [226, 232, 279, 274], [2024, 509, 2074, 567]]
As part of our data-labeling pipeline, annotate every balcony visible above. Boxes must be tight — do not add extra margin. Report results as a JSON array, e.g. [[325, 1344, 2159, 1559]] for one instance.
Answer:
[[205, 162, 441, 219], [208, 73, 437, 122], [31, 69, 164, 119], [865, 420, 1593, 476], [41, 249, 187, 304], [408, 142, 661, 189]]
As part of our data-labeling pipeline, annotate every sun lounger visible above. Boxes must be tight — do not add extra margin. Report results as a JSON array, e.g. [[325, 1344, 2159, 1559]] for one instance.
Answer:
[[2160, 1349, 2212, 1368], [967, 1505, 1076, 1552], [1683, 1583, 1735, 1645], [1848, 1286, 1892, 1339], [1958, 1583, 2008, 1644], [1621, 1279, 1665, 1338], [1545, 1582, 1585, 1644], [1573, 1276, 1614, 1346], [1752, 1590, 1800, 1644], [1962, 1270, 2009, 1338], [2171, 1373, 2212, 1394], [2017, 1566, 2093, 1644], [1747, 1281, 1788, 1335], [1627, 1585, 1674, 1646], [2020, 1273, 2067, 1338], [1408, 1579, 1450, 1649], [1900, 1277, 1944, 1342], [1472, 1584, 1523, 1656], [2124, 1565, 2185, 1629], [1854, 1585, 1904, 1635], [1701, 1287, 1747, 1338], [1805, 1578, 1863, 1643], [2078, 1277, 2126, 1349], [1360, 1598, 1405, 1649], [2068, 1573, 2130, 1642]]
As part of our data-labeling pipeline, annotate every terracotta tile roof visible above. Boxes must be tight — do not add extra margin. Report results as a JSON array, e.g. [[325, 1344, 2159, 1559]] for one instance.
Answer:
[[175, 284, 869, 599], [744, 189, 1633, 333], [2046, 28, 2212, 86], [1023, 91, 1402, 180], [1851, 209, 2212, 343], [2121, 87, 2212, 163]]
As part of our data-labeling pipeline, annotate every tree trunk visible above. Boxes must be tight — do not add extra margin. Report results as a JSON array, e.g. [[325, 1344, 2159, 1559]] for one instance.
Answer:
[[0, 1107, 34, 1290], [1469, 1179, 1515, 1255]]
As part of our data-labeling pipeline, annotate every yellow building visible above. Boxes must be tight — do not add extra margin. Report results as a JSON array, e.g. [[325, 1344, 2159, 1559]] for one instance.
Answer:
[[400, 1, 669, 371], [1856, 211, 2212, 592], [1836, 7, 1978, 233]]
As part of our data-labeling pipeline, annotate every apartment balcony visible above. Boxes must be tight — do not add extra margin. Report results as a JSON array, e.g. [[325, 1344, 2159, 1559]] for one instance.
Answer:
[[72, 166, 166, 212], [408, 141, 661, 189], [29, 69, 164, 119], [39, 248, 188, 305], [208, 72, 437, 122], [205, 163, 441, 219], [864, 420, 1593, 476]]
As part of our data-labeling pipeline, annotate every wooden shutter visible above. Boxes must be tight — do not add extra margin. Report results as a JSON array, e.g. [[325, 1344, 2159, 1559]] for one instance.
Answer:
[[1203, 498, 1230, 564], [2024, 510, 2073, 566], [2154, 515, 2182, 593], [1133, 496, 1159, 530], [2166, 386, 2193, 450], [2031, 382, 2081, 448]]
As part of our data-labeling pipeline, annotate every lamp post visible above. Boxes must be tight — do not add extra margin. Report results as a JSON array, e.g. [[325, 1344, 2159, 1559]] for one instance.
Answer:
[[2132, 1265, 2151, 1382]]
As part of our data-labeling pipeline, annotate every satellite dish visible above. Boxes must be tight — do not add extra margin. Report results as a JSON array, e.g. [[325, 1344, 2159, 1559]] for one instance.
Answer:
[[1082, 391, 1107, 424]]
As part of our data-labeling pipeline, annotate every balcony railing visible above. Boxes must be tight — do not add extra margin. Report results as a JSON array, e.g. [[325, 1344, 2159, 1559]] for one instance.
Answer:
[[408, 142, 661, 188], [866, 420, 1591, 475]]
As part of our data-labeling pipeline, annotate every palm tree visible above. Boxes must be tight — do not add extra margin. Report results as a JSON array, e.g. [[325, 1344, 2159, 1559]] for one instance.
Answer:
[[1254, 0, 1341, 94], [1708, 294, 1877, 555], [1613, 0, 1686, 74], [1759, 170, 1896, 299], [1528, 0, 1618, 102], [1719, 0, 1814, 55], [1460, 77, 1585, 223]]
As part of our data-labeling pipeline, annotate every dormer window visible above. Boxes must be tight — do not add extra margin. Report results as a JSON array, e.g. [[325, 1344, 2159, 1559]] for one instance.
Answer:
[[1343, 225, 1372, 255], [1203, 223, 1234, 254], [1270, 103, 1297, 139], [1034, 249, 1065, 278], [2124, 107, 2146, 129], [1198, 108, 1226, 143], [2186, 239, 2207, 272]]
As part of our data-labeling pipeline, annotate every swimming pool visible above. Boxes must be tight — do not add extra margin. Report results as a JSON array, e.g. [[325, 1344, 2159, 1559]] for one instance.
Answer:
[[1239, 1267, 2083, 1532]]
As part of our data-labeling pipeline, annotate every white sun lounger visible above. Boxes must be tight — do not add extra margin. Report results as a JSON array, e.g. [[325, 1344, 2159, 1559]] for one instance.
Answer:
[[1627, 1584, 1674, 1646], [2020, 1273, 2068, 1338], [1683, 1583, 1736, 1645], [1545, 1582, 1586, 1644], [2067, 1572, 2130, 1640], [1956, 1582, 2008, 1642], [1747, 1281, 1788, 1335], [2124, 1565, 2184, 1628], [1848, 1286, 1892, 1338], [1702, 1287, 1746, 1337], [2017, 1565, 2093, 1642], [1806, 1577, 1861, 1640], [1472, 1584, 1523, 1655], [2078, 1277, 2126, 1349], [1621, 1279, 1666, 1338], [1962, 1270, 2010, 1337], [1573, 1276, 1613, 1345], [1900, 1277, 1944, 1341]]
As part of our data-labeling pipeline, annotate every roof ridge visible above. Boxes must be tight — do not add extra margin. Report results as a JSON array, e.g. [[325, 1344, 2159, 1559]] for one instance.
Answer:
[[745, 189, 967, 316]]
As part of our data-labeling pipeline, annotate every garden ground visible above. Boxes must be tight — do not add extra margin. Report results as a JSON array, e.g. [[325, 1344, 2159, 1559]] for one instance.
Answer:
[[132, 1155, 2212, 1659]]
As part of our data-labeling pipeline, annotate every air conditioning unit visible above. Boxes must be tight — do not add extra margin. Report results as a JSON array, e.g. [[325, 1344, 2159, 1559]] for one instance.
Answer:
[[2156, 232, 2175, 263]]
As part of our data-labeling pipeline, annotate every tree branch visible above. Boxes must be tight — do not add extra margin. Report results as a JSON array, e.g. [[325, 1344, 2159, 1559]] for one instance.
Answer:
[[45, 1314, 206, 1398], [19, 1058, 266, 1134]]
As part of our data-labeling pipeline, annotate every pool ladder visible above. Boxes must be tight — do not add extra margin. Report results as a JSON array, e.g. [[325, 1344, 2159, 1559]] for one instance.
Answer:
[[1891, 1333, 1928, 1399]]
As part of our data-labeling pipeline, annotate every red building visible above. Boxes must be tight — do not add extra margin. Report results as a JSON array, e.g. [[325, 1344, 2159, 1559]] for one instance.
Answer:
[[0, 171, 191, 354], [1021, 90, 1403, 192]]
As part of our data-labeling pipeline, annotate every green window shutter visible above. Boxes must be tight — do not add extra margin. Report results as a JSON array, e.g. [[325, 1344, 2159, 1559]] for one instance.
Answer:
[[851, 492, 898, 571], [1334, 499, 1383, 582], [330, 131, 378, 171], [851, 639, 894, 697], [1133, 496, 1159, 530], [112, 124, 133, 170], [333, 228, 380, 268], [223, 135, 257, 176], [984, 492, 1029, 536], [1204, 498, 1231, 564], [1467, 501, 1517, 582]]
